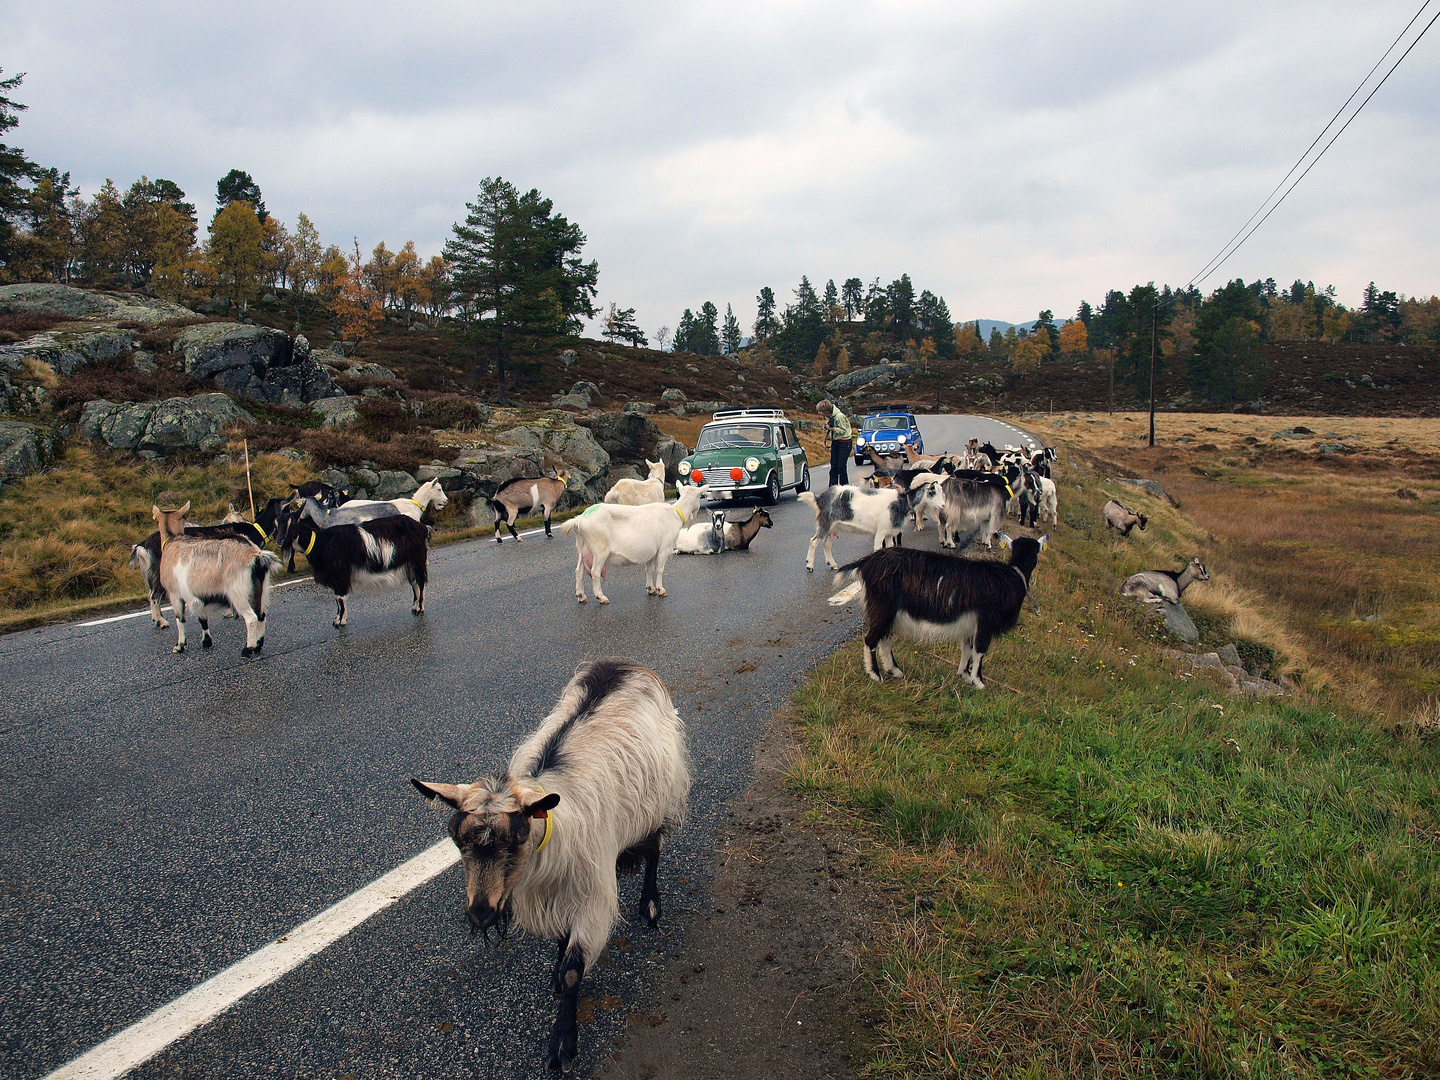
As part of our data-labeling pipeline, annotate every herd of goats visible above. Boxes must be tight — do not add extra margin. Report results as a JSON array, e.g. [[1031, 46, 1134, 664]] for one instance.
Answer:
[[123, 424, 1210, 1074]]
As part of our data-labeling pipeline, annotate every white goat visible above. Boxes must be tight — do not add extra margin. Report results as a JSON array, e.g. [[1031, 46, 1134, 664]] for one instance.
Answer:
[[340, 477, 448, 522], [603, 459, 666, 506], [412, 660, 689, 1074], [560, 484, 710, 603], [1122, 558, 1210, 604], [152, 503, 281, 656], [1036, 474, 1059, 525]]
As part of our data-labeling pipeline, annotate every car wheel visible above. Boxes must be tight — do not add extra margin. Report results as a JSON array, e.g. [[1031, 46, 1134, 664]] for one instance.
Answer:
[[763, 471, 781, 505], [798, 465, 810, 493]]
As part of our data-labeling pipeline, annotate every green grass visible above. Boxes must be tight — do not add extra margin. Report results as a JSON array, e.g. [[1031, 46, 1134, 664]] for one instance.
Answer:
[[788, 472, 1440, 1078]]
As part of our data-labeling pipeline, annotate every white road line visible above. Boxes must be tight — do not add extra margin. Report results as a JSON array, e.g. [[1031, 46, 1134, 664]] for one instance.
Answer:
[[77, 578, 316, 627], [41, 839, 460, 1080]]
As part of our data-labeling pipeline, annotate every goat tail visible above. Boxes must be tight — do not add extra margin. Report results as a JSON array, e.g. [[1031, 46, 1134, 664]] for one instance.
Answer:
[[797, 491, 818, 511], [253, 550, 283, 578]]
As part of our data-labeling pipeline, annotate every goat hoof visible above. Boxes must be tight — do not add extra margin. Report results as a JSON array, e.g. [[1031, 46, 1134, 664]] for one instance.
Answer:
[[806, 566, 814, 573], [201, 636, 213, 649], [241, 647, 255, 657], [597, 596, 610, 605], [655, 588, 667, 597], [577, 596, 586, 604], [643, 897, 661, 927], [172, 645, 185, 654], [332, 618, 342, 628], [866, 671, 881, 682]]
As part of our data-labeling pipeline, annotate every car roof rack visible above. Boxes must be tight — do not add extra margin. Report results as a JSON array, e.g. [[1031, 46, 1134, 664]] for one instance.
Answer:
[[709, 408, 788, 422]]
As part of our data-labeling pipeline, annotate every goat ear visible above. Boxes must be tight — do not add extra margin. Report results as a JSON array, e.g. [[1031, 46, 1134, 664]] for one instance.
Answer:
[[523, 792, 561, 817], [152, 504, 161, 520], [411, 779, 471, 808]]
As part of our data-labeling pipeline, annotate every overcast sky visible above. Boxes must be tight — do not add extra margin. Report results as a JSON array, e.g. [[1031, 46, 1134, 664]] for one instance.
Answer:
[[7, 0, 1439, 337]]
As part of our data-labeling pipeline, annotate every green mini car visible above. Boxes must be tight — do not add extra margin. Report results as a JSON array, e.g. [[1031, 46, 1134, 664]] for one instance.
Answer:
[[677, 408, 811, 504]]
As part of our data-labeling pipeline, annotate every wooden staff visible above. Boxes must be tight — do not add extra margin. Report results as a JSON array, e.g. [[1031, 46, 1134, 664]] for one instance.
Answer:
[[243, 438, 256, 520]]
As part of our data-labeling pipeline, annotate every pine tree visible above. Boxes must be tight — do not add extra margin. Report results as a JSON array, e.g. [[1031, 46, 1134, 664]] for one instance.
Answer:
[[754, 287, 779, 340], [823, 278, 839, 321], [0, 70, 40, 275], [841, 278, 863, 321], [721, 303, 742, 355], [215, 169, 266, 223]]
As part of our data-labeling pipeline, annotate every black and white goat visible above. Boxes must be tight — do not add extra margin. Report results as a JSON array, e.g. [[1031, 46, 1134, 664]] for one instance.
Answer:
[[935, 472, 1011, 549], [1121, 557, 1210, 604], [274, 507, 429, 627], [150, 503, 281, 655], [798, 479, 940, 571], [131, 496, 289, 628], [1103, 499, 1148, 536], [290, 479, 346, 509], [412, 660, 690, 1074], [838, 533, 1047, 687]]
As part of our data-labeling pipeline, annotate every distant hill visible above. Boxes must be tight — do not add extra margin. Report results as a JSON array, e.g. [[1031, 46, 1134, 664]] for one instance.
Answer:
[[974, 319, 1043, 338]]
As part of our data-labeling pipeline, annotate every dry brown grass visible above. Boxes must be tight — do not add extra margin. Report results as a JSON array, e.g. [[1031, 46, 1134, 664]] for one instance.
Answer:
[[1012, 411, 1440, 721]]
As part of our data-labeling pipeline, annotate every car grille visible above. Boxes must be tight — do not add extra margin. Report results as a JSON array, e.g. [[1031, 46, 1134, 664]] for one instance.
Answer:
[[695, 465, 749, 490]]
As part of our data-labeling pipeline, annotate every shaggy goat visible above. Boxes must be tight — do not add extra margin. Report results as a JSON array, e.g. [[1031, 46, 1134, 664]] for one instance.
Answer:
[[1103, 499, 1148, 536], [798, 480, 940, 572], [1121, 557, 1210, 604], [935, 473, 1011, 549], [838, 534, 1047, 687], [150, 503, 281, 656], [490, 472, 571, 542], [274, 507, 429, 627], [604, 459, 666, 506], [559, 483, 710, 603], [411, 659, 690, 1074], [673, 508, 773, 554], [131, 497, 289, 628], [340, 477, 449, 522]]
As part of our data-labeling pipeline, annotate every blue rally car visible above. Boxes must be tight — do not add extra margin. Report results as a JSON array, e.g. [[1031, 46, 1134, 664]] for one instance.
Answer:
[[854, 410, 923, 465]]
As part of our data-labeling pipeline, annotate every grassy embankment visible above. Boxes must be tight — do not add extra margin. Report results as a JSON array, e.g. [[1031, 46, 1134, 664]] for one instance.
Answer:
[[789, 413, 1440, 1078]]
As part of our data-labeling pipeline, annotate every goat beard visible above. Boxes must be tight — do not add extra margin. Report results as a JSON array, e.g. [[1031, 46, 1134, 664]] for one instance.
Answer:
[[472, 903, 514, 942]]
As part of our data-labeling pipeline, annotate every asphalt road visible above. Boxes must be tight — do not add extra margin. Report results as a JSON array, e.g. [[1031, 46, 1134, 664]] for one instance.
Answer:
[[0, 414, 1038, 1080]]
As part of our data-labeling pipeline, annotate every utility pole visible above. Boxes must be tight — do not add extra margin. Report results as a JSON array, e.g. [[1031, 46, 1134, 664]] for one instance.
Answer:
[[1147, 303, 1158, 448]]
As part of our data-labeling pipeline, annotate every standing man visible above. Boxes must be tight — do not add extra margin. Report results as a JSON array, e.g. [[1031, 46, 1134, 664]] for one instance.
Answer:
[[817, 399, 852, 486]]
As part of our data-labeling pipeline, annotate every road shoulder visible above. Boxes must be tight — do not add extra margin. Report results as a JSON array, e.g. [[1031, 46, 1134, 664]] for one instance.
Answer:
[[606, 709, 877, 1080]]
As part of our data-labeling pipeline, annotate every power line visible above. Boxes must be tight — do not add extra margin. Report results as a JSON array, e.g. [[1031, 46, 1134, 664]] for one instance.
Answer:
[[1182, 0, 1439, 297], [1184, 0, 1437, 291]]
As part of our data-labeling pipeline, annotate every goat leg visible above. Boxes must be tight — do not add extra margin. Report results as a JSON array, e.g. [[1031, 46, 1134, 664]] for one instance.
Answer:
[[636, 832, 664, 927], [198, 616, 213, 649], [548, 941, 586, 1073]]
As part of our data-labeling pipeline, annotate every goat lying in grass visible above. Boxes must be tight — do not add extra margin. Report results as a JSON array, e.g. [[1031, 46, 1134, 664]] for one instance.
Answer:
[[838, 533, 1047, 686], [412, 659, 689, 1074], [490, 471, 571, 542], [151, 503, 281, 656], [1103, 499, 1148, 536], [131, 497, 289, 628], [673, 508, 773, 554], [275, 505, 429, 627], [1121, 557, 1210, 604], [560, 483, 710, 603], [604, 459, 666, 505], [799, 479, 939, 571]]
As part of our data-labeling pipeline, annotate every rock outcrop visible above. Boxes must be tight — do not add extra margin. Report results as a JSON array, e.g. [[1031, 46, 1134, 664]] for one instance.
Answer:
[[0, 421, 55, 484], [826, 362, 915, 395], [306, 396, 360, 428], [0, 328, 135, 376], [80, 393, 254, 455], [1111, 477, 1179, 507], [177, 325, 342, 406], [0, 283, 194, 323]]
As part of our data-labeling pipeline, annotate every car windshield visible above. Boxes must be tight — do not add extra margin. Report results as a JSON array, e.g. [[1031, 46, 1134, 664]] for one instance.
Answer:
[[862, 416, 911, 432], [697, 424, 772, 450]]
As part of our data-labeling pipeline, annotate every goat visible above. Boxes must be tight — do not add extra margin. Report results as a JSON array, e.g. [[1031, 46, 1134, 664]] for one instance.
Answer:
[[1014, 466, 1041, 528], [340, 477, 449, 522], [131, 497, 289, 628], [1028, 446, 1057, 479], [604, 459, 666, 506], [490, 472, 571, 543], [798, 479, 939, 572], [900, 445, 944, 470], [559, 483, 710, 603], [837, 534, 1047, 687], [290, 479, 346, 509], [673, 508, 773, 554], [297, 494, 403, 530], [1035, 474, 1059, 525], [1121, 557, 1210, 604], [1103, 499, 1148, 536], [412, 659, 689, 1074], [274, 506, 429, 627], [935, 473, 1011, 549], [150, 503, 281, 656]]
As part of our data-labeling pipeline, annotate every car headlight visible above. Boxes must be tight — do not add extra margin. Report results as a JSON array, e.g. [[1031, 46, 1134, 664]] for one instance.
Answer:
[[678, 460, 691, 476], [745, 457, 760, 473], [898, 434, 907, 444], [856, 437, 866, 446]]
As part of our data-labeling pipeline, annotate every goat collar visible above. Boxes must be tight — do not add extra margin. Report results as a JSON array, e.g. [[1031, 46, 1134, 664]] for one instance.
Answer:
[[532, 784, 553, 854], [675, 505, 687, 525], [300, 529, 317, 557], [409, 497, 425, 509], [252, 522, 269, 545]]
